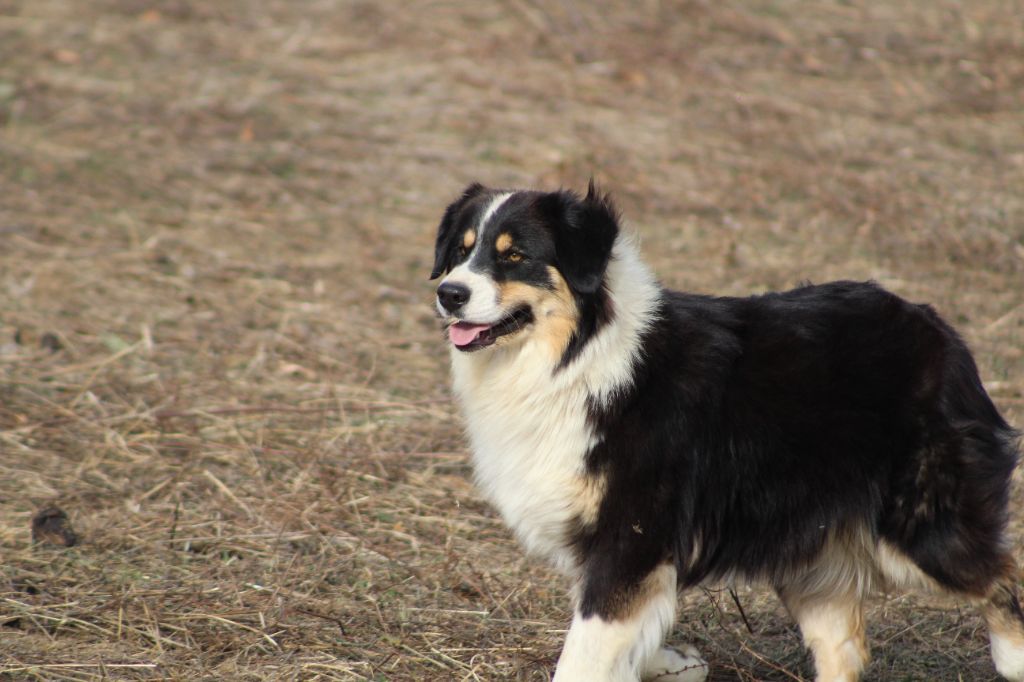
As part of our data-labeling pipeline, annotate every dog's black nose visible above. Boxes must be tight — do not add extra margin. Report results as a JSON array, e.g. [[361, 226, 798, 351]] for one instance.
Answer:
[[437, 282, 471, 313]]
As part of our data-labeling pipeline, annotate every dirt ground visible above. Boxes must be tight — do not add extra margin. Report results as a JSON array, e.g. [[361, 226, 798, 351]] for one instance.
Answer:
[[1, 1, 1023, 680]]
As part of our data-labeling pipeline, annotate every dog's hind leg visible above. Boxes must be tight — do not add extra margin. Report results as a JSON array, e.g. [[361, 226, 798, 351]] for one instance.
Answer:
[[775, 529, 873, 682], [778, 585, 869, 682], [552, 564, 707, 682], [874, 535, 1024, 680], [984, 575, 1024, 681]]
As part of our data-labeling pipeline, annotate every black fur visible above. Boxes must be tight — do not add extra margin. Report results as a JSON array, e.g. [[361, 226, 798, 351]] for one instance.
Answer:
[[430, 182, 487, 280], [537, 180, 619, 295], [572, 280, 1018, 619], [534, 182, 618, 368]]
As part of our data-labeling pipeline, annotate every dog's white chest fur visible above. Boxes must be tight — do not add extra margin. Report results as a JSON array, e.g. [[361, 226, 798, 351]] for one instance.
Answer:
[[453, 347, 598, 574], [449, 236, 661, 575]]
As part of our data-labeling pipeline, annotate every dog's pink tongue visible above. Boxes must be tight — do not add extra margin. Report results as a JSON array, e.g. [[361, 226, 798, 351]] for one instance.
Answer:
[[449, 322, 490, 347]]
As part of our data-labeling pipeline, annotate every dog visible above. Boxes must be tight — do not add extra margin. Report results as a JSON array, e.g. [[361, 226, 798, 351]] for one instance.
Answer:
[[430, 182, 1024, 682]]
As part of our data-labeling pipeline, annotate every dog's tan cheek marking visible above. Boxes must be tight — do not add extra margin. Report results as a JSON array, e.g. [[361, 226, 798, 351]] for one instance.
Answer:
[[492, 281, 540, 349], [462, 229, 476, 250], [497, 281, 543, 318], [498, 274, 579, 359], [495, 232, 512, 253]]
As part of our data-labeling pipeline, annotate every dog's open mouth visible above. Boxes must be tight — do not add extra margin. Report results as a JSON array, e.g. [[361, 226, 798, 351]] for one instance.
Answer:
[[448, 307, 534, 351]]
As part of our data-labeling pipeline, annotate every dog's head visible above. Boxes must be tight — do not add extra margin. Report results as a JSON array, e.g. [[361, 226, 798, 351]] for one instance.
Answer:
[[431, 182, 619, 364]]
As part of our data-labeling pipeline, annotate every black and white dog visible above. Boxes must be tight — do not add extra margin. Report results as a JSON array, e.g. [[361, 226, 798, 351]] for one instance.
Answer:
[[431, 182, 1024, 682]]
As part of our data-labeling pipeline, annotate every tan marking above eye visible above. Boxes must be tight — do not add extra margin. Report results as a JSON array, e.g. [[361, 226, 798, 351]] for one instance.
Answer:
[[462, 230, 476, 250], [495, 233, 513, 253]]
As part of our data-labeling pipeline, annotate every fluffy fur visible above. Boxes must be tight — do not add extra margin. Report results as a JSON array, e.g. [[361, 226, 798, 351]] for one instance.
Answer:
[[431, 182, 1024, 682]]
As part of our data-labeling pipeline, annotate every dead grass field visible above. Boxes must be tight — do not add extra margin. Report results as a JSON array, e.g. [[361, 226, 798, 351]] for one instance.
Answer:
[[1, 1, 1023, 680]]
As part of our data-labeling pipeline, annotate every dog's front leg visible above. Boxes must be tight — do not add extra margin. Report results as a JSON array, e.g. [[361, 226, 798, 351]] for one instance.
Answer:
[[552, 608, 647, 682], [552, 564, 706, 682]]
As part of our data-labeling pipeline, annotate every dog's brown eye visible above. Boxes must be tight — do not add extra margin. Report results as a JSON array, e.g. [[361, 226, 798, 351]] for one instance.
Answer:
[[457, 246, 468, 259], [506, 251, 523, 263]]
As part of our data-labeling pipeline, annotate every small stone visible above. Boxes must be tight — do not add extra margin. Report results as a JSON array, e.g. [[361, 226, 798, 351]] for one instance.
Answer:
[[40, 332, 63, 352], [31, 506, 78, 547]]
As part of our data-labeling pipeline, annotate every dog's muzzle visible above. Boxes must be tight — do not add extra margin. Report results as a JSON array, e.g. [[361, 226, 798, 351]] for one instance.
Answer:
[[437, 281, 470, 313]]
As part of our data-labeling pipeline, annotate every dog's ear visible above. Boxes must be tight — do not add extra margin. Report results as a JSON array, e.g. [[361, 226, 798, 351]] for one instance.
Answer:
[[540, 180, 619, 294], [430, 183, 488, 280]]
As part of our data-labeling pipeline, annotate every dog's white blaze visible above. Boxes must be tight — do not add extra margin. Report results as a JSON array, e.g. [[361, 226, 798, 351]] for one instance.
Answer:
[[476, 191, 513, 241], [451, 232, 660, 574], [436, 192, 514, 322]]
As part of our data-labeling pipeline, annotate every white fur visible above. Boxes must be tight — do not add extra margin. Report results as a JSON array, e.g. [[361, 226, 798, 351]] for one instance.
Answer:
[[991, 630, 1024, 681], [476, 191, 513, 237], [436, 265, 500, 321], [553, 566, 687, 682], [554, 612, 647, 682], [642, 646, 708, 682], [450, 232, 660, 573]]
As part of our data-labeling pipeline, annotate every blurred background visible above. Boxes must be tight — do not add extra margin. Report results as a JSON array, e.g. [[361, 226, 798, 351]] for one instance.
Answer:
[[1, 1, 1022, 679]]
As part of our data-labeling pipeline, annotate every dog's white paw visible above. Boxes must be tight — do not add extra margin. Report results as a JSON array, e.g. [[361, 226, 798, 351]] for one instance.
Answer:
[[642, 645, 708, 682]]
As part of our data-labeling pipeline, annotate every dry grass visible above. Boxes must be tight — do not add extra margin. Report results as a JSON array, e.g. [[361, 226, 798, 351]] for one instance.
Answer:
[[1, 0, 1023, 680]]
